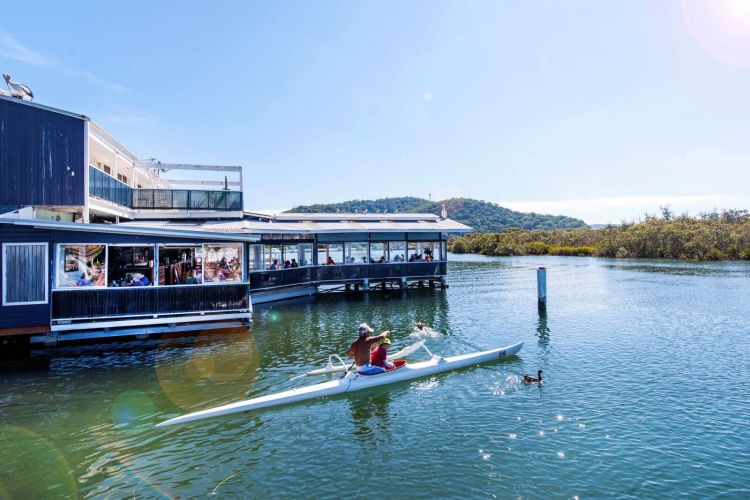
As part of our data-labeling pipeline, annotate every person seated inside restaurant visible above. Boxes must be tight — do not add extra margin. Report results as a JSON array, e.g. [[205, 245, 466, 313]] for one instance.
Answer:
[[126, 275, 144, 286], [283, 260, 291, 269], [270, 259, 280, 270], [214, 268, 227, 281], [76, 273, 92, 286], [326, 256, 336, 265], [291, 259, 299, 268], [134, 273, 150, 286], [184, 269, 199, 284], [378, 255, 386, 263], [370, 337, 395, 371], [408, 254, 416, 262]]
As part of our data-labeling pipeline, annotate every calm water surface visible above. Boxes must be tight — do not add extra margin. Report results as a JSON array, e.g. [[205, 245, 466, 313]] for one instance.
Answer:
[[1, 255, 749, 498]]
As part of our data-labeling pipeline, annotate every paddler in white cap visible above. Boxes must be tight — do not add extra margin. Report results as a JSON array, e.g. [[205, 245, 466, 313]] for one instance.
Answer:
[[347, 323, 389, 372]]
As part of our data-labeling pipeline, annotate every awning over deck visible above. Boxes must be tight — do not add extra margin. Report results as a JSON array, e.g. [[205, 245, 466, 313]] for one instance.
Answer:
[[117, 213, 473, 235]]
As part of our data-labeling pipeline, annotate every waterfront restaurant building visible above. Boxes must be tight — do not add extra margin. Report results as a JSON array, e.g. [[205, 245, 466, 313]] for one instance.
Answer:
[[0, 95, 471, 345]]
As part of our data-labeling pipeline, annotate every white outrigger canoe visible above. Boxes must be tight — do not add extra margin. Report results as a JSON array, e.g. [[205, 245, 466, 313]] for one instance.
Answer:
[[156, 341, 523, 428]]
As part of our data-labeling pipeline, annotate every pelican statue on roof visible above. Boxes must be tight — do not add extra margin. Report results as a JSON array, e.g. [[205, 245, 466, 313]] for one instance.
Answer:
[[3, 74, 34, 101]]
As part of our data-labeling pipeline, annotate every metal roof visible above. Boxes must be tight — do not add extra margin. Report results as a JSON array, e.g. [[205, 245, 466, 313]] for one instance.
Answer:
[[118, 217, 473, 234], [274, 212, 442, 222], [0, 94, 88, 120]]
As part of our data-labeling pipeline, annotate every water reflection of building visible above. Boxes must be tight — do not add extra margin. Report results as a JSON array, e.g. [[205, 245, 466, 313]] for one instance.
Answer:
[[0, 95, 471, 345]]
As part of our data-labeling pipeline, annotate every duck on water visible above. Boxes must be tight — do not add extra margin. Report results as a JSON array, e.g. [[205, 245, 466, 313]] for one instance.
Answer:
[[523, 370, 543, 384]]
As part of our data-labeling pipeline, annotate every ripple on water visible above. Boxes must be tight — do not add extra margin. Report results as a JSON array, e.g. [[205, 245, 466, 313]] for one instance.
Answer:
[[1, 256, 750, 497]]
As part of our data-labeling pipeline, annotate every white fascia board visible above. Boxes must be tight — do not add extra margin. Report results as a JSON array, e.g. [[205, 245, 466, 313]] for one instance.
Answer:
[[5, 218, 259, 242], [88, 198, 134, 219]]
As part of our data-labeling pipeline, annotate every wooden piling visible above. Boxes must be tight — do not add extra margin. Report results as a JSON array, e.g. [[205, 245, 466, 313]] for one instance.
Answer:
[[537, 267, 547, 312]]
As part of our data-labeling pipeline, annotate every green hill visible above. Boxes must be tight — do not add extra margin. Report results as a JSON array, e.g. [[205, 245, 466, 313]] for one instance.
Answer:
[[287, 197, 587, 232]]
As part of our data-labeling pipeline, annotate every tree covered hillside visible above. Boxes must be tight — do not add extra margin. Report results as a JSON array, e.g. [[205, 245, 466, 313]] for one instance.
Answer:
[[288, 197, 587, 232]]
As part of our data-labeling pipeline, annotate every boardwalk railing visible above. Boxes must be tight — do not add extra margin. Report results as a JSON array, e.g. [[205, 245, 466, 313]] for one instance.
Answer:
[[89, 166, 243, 211], [52, 283, 251, 321], [250, 262, 446, 291]]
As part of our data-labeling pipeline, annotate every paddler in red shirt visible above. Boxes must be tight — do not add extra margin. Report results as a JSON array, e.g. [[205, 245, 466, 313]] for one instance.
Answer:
[[370, 337, 394, 371]]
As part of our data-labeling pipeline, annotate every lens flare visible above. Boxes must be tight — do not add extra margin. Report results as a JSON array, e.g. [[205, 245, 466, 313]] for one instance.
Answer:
[[111, 390, 156, 429], [681, 0, 750, 65], [156, 327, 260, 410], [0, 425, 77, 499]]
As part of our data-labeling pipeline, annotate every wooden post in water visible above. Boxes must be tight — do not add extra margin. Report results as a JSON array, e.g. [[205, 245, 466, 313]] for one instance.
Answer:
[[537, 267, 547, 312]]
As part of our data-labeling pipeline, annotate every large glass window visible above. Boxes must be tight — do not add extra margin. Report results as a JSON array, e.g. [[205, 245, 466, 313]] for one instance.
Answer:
[[205, 244, 243, 282], [107, 246, 154, 287], [57, 245, 106, 288], [282, 244, 296, 268], [282, 243, 313, 268], [388, 241, 406, 262], [297, 243, 313, 267], [2, 243, 48, 305], [159, 246, 202, 285], [249, 244, 264, 272], [344, 242, 368, 264], [318, 243, 343, 265], [265, 244, 282, 270], [408, 242, 440, 262], [369, 242, 387, 263]]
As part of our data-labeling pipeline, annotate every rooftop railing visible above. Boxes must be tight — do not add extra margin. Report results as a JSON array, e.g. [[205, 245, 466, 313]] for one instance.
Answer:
[[88, 166, 243, 211]]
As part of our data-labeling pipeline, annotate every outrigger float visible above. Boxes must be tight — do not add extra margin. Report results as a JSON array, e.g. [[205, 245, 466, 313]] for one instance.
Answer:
[[156, 341, 523, 427]]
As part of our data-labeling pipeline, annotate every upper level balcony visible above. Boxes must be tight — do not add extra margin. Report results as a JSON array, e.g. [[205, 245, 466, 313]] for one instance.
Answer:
[[88, 164, 244, 220]]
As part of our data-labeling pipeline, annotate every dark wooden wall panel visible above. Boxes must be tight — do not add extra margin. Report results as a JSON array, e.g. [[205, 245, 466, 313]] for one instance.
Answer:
[[0, 225, 52, 329], [0, 97, 85, 207]]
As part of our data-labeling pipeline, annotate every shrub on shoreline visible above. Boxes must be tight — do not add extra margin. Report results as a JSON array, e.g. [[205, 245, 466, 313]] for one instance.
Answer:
[[448, 210, 750, 261]]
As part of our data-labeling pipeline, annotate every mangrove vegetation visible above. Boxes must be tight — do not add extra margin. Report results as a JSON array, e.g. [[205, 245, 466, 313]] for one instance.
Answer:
[[448, 209, 750, 261]]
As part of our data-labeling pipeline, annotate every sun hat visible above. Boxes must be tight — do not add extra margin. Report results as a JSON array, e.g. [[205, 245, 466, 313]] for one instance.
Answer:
[[358, 323, 374, 336], [380, 338, 392, 346]]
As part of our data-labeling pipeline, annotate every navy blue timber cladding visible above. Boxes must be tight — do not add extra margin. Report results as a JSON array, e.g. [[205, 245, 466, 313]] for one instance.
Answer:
[[0, 224, 52, 329], [0, 98, 85, 206], [51, 284, 250, 320]]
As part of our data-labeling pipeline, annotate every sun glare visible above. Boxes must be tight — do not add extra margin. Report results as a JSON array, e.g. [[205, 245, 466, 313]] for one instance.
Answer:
[[681, 0, 750, 65]]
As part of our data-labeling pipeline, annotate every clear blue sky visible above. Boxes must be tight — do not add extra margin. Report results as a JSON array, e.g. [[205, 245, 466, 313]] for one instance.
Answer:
[[2, 0, 750, 223]]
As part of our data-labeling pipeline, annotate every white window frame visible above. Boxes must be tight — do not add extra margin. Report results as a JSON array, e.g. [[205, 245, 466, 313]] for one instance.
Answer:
[[54, 243, 108, 290], [2, 242, 49, 306]]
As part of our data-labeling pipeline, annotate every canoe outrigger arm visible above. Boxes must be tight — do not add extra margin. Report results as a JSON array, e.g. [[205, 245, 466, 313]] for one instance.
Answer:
[[155, 341, 524, 428], [308, 341, 432, 377], [339, 342, 438, 376]]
